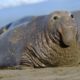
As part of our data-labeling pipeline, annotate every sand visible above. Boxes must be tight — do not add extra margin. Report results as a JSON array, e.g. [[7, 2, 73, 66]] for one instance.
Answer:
[[0, 66, 80, 80]]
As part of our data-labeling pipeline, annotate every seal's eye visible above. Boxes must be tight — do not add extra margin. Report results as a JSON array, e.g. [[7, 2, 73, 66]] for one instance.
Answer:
[[71, 14, 74, 18], [53, 16, 58, 20]]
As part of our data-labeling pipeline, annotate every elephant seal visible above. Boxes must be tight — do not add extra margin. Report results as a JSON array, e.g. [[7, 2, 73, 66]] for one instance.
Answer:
[[0, 11, 80, 68]]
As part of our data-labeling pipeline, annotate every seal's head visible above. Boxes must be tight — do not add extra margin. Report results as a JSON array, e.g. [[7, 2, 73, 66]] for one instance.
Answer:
[[48, 11, 77, 47]]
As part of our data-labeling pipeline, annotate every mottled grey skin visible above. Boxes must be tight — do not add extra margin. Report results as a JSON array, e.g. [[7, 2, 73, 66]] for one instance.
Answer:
[[0, 23, 12, 34], [0, 11, 79, 68], [73, 11, 80, 46], [0, 16, 34, 35]]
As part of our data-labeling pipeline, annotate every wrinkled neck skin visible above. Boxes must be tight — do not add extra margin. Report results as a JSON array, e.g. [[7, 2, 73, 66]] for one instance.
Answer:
[[47, 19, 80, 65], [21, 17, 80, 68], [43, 26, 79, 66], [25, 28, 80, 68]]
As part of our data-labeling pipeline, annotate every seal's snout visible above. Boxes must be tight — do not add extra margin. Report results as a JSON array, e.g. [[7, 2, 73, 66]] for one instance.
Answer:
[[59, 25, 77, 47], [62, 38, 73, 46]]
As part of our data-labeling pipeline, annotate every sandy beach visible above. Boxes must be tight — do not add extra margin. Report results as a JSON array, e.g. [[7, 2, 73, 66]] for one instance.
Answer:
[[0, 66, 80, 80]]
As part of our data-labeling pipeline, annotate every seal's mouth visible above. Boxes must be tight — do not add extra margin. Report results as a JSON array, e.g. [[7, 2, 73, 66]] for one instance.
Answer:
[[59, 32, 70, 48], [50, 32, 70, 48], [60, 40, 69, 48]]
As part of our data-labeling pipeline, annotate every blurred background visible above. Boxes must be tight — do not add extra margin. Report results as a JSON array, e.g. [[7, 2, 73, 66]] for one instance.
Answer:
[[0, 0, 80, 27]]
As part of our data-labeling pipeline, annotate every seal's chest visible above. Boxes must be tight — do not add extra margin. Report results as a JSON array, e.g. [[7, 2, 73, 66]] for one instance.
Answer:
[[57, 46, 80, 66]]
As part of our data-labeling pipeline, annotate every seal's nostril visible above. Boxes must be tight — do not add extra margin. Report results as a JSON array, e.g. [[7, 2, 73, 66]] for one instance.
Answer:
[[53, 16, 58, 20], [71, 14, 74, 18]]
